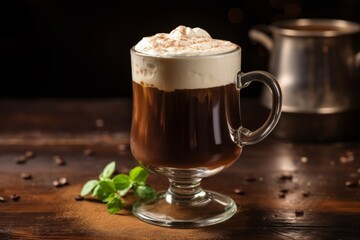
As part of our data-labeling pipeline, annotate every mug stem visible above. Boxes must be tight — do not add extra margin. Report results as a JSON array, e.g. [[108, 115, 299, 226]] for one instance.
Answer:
[[166, 178, 209, 205]]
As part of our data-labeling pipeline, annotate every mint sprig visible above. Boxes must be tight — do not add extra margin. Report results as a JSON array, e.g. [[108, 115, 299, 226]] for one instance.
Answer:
[[80, 161, 157, 214]]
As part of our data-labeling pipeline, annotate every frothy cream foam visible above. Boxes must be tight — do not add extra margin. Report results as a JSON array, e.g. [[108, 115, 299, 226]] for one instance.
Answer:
[[131, 26, 240, 91], [134, 26, 237, 57]]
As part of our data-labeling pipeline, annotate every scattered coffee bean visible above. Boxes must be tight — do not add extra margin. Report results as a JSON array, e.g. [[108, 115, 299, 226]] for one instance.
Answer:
[[340, 156, 352, 163], [0, 196, 5, 202], [53, 155, 66, 166], [53, 180, 61, 187], [53, 177, 68, 188], [245, 175, 257, 182], [278, 192, 286, 198], [74, 195, 84, 201], [83, 148, 94, 156], [345, 180, 358, 188], [15, 155, 27, 164], [339, 151, 355, 163], [10, 194, 20, 201], [234, 188, 245, 195], [15, 151, 36, 164], [24, 151, 35, 159], [279, 188, 289, 194], [329, 160, 335, 166], [20, 172, 32, 180], [302, 191, 310, 197], [279, 173, 293, 181], [295, 210, 304, 217], [300, 156, 308, 163], [95, 119, 104, 128], [59, 177, 68, 185], [118, 144, 129, 152]]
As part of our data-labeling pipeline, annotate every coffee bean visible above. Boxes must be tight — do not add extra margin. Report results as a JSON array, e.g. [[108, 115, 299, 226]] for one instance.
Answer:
[[20, 173, 32, 180], [24, 151, 35, 159], [340, 156, 353, 163], [53, 180, 61, 187], [302, 191, 310, 197], [234, 188, 245, 195], [59, 177, 68, 185], [0, 196, 5, 202], [300, 156, 308, 163], [83, 148, 94, 156], [74, 195, 84, 201], [295, 210, 304, 217], [53, 155, 66, 166], [10, 194, 20, 201], [278, 192, 286, 198], [15, 155, 27, 164], [339, 151, 355, 164], [279, 173, 293, 181], [345, 180, 358, 188], [279, 188, 289, 194], [245, 175, 257, 182]]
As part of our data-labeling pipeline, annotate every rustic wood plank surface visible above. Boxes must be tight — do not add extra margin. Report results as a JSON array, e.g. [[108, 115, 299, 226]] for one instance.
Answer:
[[0, 99, 360, 240]]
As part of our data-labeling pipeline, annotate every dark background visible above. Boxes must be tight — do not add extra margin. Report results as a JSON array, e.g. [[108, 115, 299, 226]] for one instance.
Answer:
[[1, 0, 359, 98]]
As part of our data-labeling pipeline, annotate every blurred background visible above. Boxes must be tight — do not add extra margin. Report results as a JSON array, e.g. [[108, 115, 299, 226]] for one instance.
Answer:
[[0, 0, 359, 98]]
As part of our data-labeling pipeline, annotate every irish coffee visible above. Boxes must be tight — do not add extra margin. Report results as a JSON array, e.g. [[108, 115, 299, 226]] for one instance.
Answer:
[[131, 81, 242, 169], [130, 25, 281, 228]]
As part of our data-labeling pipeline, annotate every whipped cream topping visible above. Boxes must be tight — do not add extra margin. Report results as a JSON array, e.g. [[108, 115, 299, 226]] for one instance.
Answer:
[[131, 26, 241, 91], [134, 26, 237, 57]]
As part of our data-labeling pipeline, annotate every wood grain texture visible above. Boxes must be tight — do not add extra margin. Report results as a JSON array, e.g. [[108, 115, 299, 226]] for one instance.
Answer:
[[0, 99, 359, 240]]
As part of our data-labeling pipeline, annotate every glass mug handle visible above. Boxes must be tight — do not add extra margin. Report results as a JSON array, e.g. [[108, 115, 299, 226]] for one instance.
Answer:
[[235, 71, 282, 146]]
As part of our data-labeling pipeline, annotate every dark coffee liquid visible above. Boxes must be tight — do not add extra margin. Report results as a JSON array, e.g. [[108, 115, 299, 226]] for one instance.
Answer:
[[131, 82, 242, 169]]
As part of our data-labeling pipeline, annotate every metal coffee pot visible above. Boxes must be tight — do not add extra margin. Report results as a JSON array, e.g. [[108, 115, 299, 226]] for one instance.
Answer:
[[249, 19, 360, 141]]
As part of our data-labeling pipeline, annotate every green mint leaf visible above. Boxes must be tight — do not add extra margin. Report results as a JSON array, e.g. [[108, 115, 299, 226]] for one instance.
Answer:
[[129, 166, 148, 183], [80, 180, 99, 196], [113, 174, 132, 196], [91, 184, 100, 197], [112, 174, 131, 190], [133, 184, 157, 200], [96, 180, 116, 202], [99, 161, 116, 180], [106, 193, 124, 214]]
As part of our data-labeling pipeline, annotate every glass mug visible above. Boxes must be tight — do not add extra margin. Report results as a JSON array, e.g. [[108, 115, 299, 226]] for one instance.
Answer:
[[130, 46, 282, 228]]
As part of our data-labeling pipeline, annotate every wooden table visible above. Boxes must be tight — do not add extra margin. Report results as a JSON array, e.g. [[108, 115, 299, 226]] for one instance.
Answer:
[[0, 99, 359, 240]]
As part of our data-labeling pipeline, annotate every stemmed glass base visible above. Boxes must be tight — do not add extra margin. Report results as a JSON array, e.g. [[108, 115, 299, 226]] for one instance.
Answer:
[[132, 177, 237, 228]]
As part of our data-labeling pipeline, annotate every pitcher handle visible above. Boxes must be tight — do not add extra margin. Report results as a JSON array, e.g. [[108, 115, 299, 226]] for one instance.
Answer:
[[235, 71, 282, 146], [248, 25, 274, 52]]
